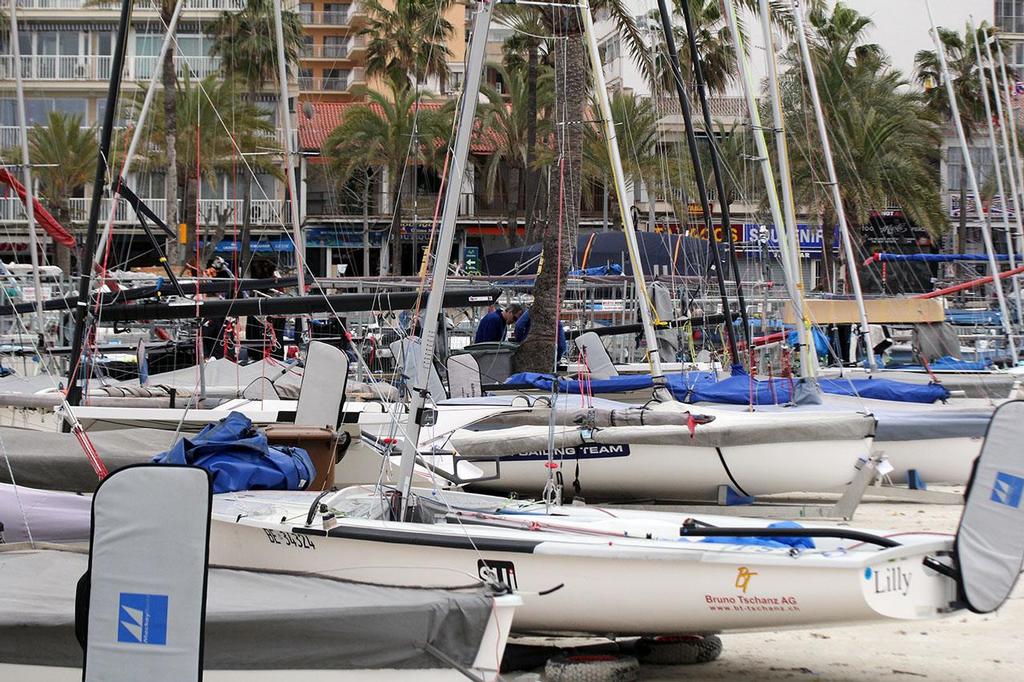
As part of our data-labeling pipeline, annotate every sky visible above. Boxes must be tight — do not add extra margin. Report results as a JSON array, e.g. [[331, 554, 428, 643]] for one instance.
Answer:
[[745, 0, 996, 84]]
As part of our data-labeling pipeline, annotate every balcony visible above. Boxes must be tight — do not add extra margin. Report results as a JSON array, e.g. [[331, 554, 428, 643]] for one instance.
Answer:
[[15, 0, 244, 9], [0, 55, 112, 81], [302, 42, 351, 60], [299, 68, 364, 93], [0, 55, 222, 82], [0, 197, 287, 227], [0, 124, 97, 149], [133, 55, 222, 81], [300, 9, 350, 26]]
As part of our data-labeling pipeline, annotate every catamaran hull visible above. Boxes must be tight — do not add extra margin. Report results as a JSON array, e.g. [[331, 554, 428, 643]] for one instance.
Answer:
[[466, 439, 869, 500], [208, 516, 955, 635]]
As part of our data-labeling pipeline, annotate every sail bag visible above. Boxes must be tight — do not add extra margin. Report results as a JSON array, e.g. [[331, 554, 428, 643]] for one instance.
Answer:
[[79, 465, 211, 681]]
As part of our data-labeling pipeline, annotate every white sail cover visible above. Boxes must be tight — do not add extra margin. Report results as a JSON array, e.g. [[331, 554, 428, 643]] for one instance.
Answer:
[[83, 465, 211, 682], [955, 400, 1024, 613]]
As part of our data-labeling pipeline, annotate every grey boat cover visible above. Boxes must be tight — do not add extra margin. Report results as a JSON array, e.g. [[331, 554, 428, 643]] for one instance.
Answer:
[[0, 426, 178, 492], [0, 547, 494, 670], [0, 483, 90, 542], [449, 404, 874, 455]]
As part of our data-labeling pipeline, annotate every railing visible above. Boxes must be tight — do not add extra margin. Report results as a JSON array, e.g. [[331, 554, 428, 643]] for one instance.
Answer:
[[0, 55, 221, 82], [15, 0, 244, 9], [303, 43, 351, 59], [300, 9, 350, 25], [656, 95, 747, 120], [0, 125, 96, 149], [133, 55, 222, 80], [300, 70, 364, 92], [0, 55, 111, 81], [51, 197, 287, 226]]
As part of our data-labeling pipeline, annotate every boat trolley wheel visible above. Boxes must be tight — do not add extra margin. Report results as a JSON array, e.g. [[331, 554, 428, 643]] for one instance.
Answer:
[[635, 634, 723, 665], [544, 653, 640, 682]]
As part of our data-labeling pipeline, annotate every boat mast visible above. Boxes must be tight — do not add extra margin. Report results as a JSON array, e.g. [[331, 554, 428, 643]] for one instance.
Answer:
[[65, 0, 135, 406], [971, 18, 1024, 331], [395, 0, 496, 518], [721, 0, 815, 388], [652, 0, 740, 364], [791, 0, 875, 370], [580, 0, 667, 388], [274, 0, 306, 294], [8, 0, 46, 337], [757, 0, 815, 379], [676, 0, 752, 350], [927, 4, 1017, 361], [92, 0, 186, 264], [992, 37, 1024, 277]]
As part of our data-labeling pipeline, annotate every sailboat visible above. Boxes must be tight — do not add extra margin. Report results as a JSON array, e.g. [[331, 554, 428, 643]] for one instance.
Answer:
[[203, 0, 1023, 643]]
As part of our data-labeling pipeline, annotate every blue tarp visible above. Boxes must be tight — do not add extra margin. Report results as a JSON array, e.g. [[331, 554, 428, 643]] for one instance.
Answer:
[[679, 368, 949, 405], [152, 412, 315, 494], [871, 252, 1021, 262], [946, 309, 1003, 325], [569, 263, 623, 277], [786, 327, 832, 357], [505, 368, 948, 404], [887, 356, 994, 371], [694, 521, 817, 550]]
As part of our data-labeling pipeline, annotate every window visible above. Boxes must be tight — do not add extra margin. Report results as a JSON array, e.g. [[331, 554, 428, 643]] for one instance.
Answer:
[[324, 3, 349, 24], [299, 68, 314, 90], [322, 68, 349, 91], [302, 34, 314, 57], [0, 97, 86, 126], [947, 146, 996, 191], [323, 35, 347, 58], [299, 2, 313, 21], [996, 0, 1024, 34]]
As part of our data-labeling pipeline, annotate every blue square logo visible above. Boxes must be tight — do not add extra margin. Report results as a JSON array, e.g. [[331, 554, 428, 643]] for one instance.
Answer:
[[117, 593, 168, 645], [991, 472, 1024, 509]]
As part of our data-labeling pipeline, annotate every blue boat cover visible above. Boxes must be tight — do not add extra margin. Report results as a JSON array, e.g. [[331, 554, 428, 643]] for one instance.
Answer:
[[504, 371, 722, 397], [946, 309, 1003, 326], [152, 412, 315, 494], [569, 263, 623, 276], [505, 369, 948, 404], [785, 327, 832, 357], [679, 368, 949, 405], [887, 356, 994, 371], [694, 521, 817, 550]]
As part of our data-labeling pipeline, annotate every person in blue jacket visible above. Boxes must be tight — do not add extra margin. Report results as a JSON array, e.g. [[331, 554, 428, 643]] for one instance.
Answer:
[[513, 307, 567, 357], [474, 303, 523, 343]]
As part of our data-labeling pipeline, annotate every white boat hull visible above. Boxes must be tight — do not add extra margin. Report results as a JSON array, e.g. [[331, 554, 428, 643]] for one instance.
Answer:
[[466, 438, 869, 499], [209, 491, 958, 636]]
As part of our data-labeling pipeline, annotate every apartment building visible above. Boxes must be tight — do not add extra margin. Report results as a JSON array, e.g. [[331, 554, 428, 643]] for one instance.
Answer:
[[296, 0, 468, 104], [0, 0, 294, 267]]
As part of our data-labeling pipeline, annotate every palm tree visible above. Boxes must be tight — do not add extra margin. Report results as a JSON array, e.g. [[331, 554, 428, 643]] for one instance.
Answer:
[[783, 2, 947, 293], [27, 112, 98, 274], [479, 62, 553, 247], [360, 0, 455, 92], [321, 86, 450, 274], [914, 25, 989, 142], [647, 0, 742, 101], [208, 0, 305, 276], [581, 90, 662, 229], [136, 75, 279, 268]]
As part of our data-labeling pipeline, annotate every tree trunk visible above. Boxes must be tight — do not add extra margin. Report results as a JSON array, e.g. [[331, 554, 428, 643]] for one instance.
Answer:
[[362, 171, 371, 276], [237, 85, 256, 278], [504, 165, 521, 247], [818, 208, 836, 292], [52, 205, 73, 276], [181, 176, 198, 269], [388, 171, 403, 276], [161, 2, 180, 266], [522, 42, 541, 239], [513, 16, 584, 373], [200, 206, 232, 266]]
